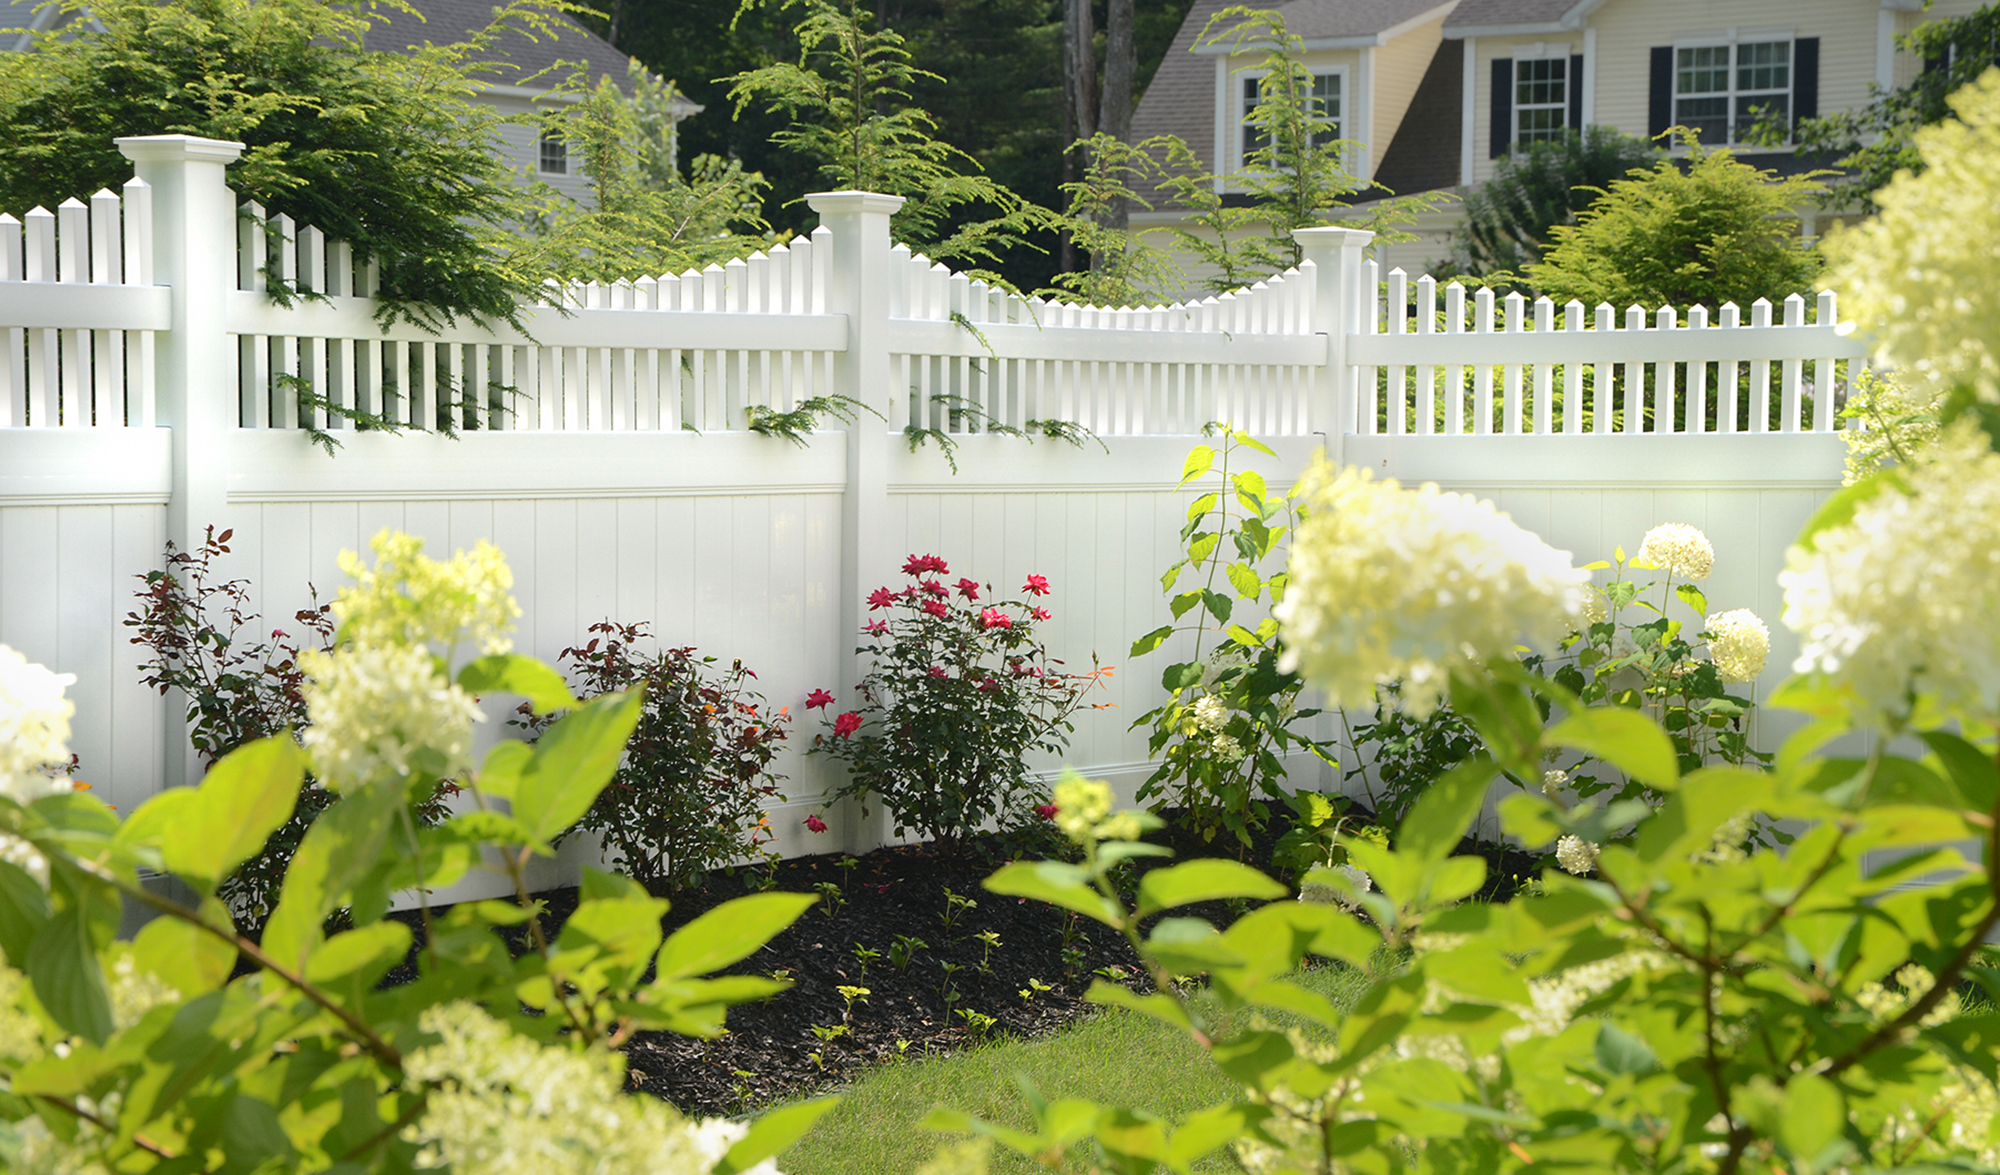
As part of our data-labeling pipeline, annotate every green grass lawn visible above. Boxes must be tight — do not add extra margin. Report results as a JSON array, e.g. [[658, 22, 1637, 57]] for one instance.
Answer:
[[782, 965, 1368, 1175]]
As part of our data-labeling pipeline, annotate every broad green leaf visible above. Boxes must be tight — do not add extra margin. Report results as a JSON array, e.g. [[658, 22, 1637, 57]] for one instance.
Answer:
[[1794, 468, 1905, 553], [1232, 432, 1277, 456], [132, 899, 236, 997], [1160, 561, 1186, 593], [1545, 707, 1679, 790], [655, 892, 813, 981], [1248, 978, 1348, 1030], [714, 1097, 841, 1175], [984, 861, 1122, 927], [557, 894, 670, 984], [1398, 756, 1497, 864], [1676, 583, 1708, 618], [1187, 532, 1220, 563], [112, 787, 197, 855], [1779, 1073, 1844, 1159], [457, 653, 580, 714], [1169, 590, 1204, 620], [1594, 1021, 1659, 1075], [1136, 859, 1286, 917], [1232, 469, 1269, 509], [1167, 1104, 1269, 1169], [28, 906, 113, 1044], [1920, 731, 2000, 811], [162, 735, 306, 891], [1226, 624, 1262, 648], [261, 783, 403, 973], [1129, 625, 1174, 658], [1161, 661, 1203, 692], [1186, 492, 1219, 523], [0, 859, 52, 967], [1202, 590, 1233, 624], [1225, 562, 1262, 601], [305, 921, 413, 986], [1179, 445, 1216, 486], [1145, 917, 1247, 975], [1086, 980, 1195, 1032], [511, 690, 644, 844]]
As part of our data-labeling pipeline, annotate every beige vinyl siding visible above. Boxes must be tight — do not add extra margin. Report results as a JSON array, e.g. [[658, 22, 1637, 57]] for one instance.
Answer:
[[1468, 36, 1581, 187], [1222, 47, 1363, 184], [1589, 0, 1875, 151], [1893, 0, 1990, 89], [1372, 13, 1451, 156]]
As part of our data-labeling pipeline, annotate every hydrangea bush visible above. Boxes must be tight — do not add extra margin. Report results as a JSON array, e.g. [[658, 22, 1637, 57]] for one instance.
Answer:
[[0, 531, 829, 1172], [809, 555, 1111, 848], [952, 439, 2000, 1173]]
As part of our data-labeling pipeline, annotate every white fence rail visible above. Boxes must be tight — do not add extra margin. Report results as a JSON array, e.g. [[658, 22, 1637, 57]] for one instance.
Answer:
[[0, 135, 1870, 875]]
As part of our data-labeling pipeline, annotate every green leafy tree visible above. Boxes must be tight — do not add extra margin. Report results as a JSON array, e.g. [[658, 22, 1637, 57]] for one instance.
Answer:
[[1453, 126, 1661, 277], [1525, 134, 1827, 312], [725, 0, 1061, 276], [1792, 3, 2000, 210], [1042, 133, 1185, 307], [0, 0, 579, 329]]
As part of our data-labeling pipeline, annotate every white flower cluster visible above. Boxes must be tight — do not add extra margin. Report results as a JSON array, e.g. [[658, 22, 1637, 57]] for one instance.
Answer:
[[1632, 523, 1714, 582], [403, 1002, 780, 1175], [1276, 463, 1589, 718], [1187, 695, 1229, 734], [300, 644, 484, 790], [334, 530, 521, 656], [1554, 834, 1599, 876], [1780, 422, 2000, 726], [1510, 950, 1677, 1039], [1704, 609, 1770, 684], [0, 646, 76, 806], [1207, 734, 1244, 761], [1823, 69, 2000, 404], [1541, 769, 1568, 797], [1297, 863, 1372, 909]]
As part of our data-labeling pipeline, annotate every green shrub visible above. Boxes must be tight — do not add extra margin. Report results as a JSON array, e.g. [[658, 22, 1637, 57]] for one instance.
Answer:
[[1453, 126, 1661, 276]]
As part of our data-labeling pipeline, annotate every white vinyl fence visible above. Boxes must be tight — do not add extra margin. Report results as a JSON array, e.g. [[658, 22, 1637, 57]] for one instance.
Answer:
[[0, 134, 1870, 889]]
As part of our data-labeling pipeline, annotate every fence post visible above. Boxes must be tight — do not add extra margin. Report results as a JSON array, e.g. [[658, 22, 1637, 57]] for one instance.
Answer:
[[807, 189, 906, 854], [1293, 227, 1374, 466], [117, 134, 243, 789]]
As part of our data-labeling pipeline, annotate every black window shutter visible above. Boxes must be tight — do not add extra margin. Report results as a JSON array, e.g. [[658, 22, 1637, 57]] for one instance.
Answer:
[[1793, 36, 1819, 135], [1569, 53, 1585, 130], [1491, 58, 1513, 158], [1649, 46, 1673, 138]]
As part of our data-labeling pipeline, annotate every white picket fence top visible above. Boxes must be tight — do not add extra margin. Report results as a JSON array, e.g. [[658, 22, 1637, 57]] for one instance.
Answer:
[[1353, 263, 1871, 437]]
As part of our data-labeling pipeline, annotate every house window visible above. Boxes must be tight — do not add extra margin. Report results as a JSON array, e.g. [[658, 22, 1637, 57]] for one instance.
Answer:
[[1514, 57, 1568, 145], [1241, 71, 1340, 163], [538, 131, 568, 175], [1675, 41, 1790, 144]]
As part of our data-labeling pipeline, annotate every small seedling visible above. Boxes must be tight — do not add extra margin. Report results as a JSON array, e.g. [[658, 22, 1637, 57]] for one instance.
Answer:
[[852, 944, 881, 984], [835, 854, 861, 884], [813, 879, 845, 917], [807, 1050, 826, 1070], [940, 888, 977, 936], [1061, 944, 1087, 980], [809, 1023, 849, 1045], [1018, 977, 1053, 1002], [974, 930, 1001, 976], [888, 934, 927, 971], [1093, 964, 1130, 983], [896, 1038, 913, 1054], [836, 984, 870, 1023], [956, 1007, 998, 1043], [940, 960, 966, 1005]]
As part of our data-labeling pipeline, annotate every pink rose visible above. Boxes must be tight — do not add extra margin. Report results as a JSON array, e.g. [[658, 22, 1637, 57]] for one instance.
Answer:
[[805, 688, 835, 710], [864, 620, 889, 636], [922, 598, 949, 618], [955, 578, 981, 601], [868, 587, 897, 610], [1022, 575, 1051, 596], [805, 814, 829, 833], [979, 608, 1011, 630]]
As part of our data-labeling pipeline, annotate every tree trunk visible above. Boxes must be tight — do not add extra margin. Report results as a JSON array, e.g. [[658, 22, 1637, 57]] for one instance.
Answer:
[[606, 0, 625, 48], [1061, 0, 1099, 276], [1098, 0, 1136, 233]]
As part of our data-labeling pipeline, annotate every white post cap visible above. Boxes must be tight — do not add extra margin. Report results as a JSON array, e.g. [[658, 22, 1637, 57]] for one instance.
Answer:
[[115, 135, 246, 165]]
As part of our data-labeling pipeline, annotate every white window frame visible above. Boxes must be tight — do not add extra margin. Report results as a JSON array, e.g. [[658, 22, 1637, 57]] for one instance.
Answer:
[[1513, 55, 1570, 147], [1672, 35, 1794, 147], [538, 130, 569, 176], [1234, 65, 1348, 173]]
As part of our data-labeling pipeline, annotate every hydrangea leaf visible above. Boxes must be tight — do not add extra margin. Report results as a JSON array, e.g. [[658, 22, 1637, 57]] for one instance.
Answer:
[[1545, 707, 1678, 791], [161, 735, 306, 892], [714, 1097, 841, 1175], [457, 653, 579, 715], [1135, 859, 1286, 918]]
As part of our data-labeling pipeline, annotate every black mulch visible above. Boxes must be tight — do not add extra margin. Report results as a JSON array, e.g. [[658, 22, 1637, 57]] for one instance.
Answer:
[[382, 809, 1546, 1117]]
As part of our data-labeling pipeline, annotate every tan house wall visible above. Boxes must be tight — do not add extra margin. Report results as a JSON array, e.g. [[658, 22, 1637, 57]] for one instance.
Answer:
[[1468, 33, 1586, 187], [1372, 12, 1452, 159]]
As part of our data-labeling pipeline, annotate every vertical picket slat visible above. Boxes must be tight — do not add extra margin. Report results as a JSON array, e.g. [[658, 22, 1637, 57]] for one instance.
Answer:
[[1685, 306, 1710, 433], [25, 206, 56, 427], [1780, 293, 1805, 433], [1654, 306, 1677, 435], [1503, 292, 1525, 435], [1474, 287, 1495, 435], [1359, 259, 1379, 435], [1562, 301, 1585, 435], [1718, 302, 1741, 433], [1385, 269, 1407, 435], [1532, 297, 1554, 434], [1592, 303, 1614, 435], [0, 214, 21, 427], [1750, 299, 1773, 433], [123, 177, 156, 427], [1622, 305, 1646, 435], [57, 199, 89, 427], [89, 189, 124, 428], [239, 204, 270, 428], [1414, 275, 1436, 436]]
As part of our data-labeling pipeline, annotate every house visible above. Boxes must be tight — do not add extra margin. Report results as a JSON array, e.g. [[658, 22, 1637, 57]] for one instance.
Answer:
[[1130, 0, 1988, 286], [0, 0, 698, 210]]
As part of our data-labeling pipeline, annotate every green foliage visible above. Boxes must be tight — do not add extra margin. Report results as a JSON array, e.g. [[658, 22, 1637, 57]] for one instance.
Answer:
[[725, 0, 1061, 276], [1151, 7, 1445, 297], [746, 393, 884, 446], [1452, 126, 1662, 277], [809, 557, 1112, 848], [959, 666, 2000, 1174], [0, 0, 575, 330], [1131, 428, 1337, 848], [1042, 134, 1186, 308], [519, 60, 781, 283], [528, 621, 792, 894], [0, 538, 827, 1171], [1525, 133, 1828, 311], [1341, 684, 1481, 828], [1792, 4, 2000, 210], [1841, 367, 1943, 485]]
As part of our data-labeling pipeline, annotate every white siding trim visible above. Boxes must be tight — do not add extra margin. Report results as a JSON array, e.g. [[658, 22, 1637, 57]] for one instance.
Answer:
[[1582, 25, 1597, 125], [1876, 7, 1897, 92], [1357, 46, 1375, 181], [1213, 55, 1230, 195], [1460, 36, 1477, 186]]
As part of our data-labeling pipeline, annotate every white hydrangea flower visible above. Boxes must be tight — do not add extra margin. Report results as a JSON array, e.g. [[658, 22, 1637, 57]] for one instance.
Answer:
[[403, 1002, 782, 1175], [334, 530, 521, 656], [1780, 422, 2000, 727], [1632, 523, 1714, 581], [1300, 864, 1373, 909], [1052, 776, 1113, 841], [1276, 462, 1589, 719], [1207, 734, 1244, 762], [299, 644, 484, 790], [1704, 609, 1770, 684], [1576, 587, 1607, 629], [1188, 695, 1229, 734], [0, 832, 49, 888], [0, 646, 76, 805], [1822, 69, 2000, 404], [1541, 769, 1568, 797], [1555, 834, 1600, 876]]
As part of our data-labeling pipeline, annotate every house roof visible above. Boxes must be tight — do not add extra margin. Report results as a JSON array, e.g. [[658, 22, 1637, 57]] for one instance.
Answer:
[[361, 0, 637, 95], [1131, 0, 1237, 180], [1442, 0, 1604, 36], [1194, 0, 1461, 50]]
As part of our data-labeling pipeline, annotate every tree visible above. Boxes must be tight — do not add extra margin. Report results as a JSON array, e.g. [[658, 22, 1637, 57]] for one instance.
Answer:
[[1453, 126, 1661, 277], [0, 0, 573, 329], [1791, 3, 2000, 210], [1525, 134, 1826, 312]]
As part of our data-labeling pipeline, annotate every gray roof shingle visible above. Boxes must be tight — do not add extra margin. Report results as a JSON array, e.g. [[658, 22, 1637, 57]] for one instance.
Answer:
[[361, 0, 635, 93], [1267, 0, 1461, 42], [1443, 0, 1582, 32]]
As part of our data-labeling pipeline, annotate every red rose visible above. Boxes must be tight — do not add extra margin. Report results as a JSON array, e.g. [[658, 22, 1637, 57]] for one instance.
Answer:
[[1022, 574, 1051, 596], [922, 598, 949, 618], [868, 587, 897, 610], [805, 814, 829, 833], [1030, 606, 1051, 621], [978, 677, 1000, 693], [928, 666, 949, 679], [864, 620, 888, 636], [920, 579, 948, 598], [979, 607, 1011, 630], [833, 712, 862, 737], [805, 688, 835, 710], [955, 577, 981, 601], [1035, 804, 1059, 820], [903, 554, 949, 576]]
